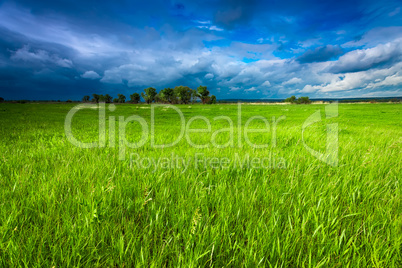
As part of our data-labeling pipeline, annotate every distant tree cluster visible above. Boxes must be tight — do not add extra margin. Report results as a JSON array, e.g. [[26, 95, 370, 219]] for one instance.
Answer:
[[284, 95, 311, 104], [0, 97, 4, 103], [83, 85, 217, 104], [130, 93, 141, 104]]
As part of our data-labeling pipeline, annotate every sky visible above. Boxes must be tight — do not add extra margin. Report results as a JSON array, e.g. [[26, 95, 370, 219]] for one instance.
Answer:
[[0, 0, 402, 100]]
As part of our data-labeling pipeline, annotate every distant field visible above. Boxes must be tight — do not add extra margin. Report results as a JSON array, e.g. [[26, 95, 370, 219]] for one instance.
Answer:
[[0, 102, 401, 266]]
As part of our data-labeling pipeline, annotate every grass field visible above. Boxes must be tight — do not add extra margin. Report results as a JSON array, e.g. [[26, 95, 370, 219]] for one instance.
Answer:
[[0, 102, 401, 267]]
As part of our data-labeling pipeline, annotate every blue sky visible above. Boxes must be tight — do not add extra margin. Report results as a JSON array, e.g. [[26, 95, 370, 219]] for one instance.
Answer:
[[0, 0, 401, 100]]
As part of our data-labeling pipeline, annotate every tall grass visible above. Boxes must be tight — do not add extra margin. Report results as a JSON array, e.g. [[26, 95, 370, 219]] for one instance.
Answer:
[[0, 103, 401, 266]]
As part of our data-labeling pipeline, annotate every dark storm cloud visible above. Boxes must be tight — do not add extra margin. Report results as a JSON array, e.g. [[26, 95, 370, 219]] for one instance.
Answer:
[[327, 40, 402, 73], [0, 0, 401, 100], [297, 45, 344, 63], [213, 0, 257, 29]]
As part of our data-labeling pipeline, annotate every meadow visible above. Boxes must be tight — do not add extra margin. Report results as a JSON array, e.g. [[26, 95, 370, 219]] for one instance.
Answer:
[[0, 102, 401, 267]]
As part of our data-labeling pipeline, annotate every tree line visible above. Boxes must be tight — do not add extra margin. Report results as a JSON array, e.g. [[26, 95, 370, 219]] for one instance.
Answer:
[[83, 85, 217, 104], [284, 95, 311, 104]]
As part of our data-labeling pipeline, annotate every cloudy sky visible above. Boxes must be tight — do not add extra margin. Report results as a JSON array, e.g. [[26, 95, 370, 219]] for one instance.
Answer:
[[0, 0, 401, 100]]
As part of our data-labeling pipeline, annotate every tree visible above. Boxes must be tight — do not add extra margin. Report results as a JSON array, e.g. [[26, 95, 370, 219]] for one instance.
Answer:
[[284, 95, 311, 104], [284, 95, 296, 103], [155, 91, 165, 103], [209, 95, 217, 104], [82, 96, 90, 102], [141, 87, 157, 104], [162, 88, 175, 103], [92, 94, 100, 103], [117, 94, 126, 103], [130, 93, 141, 104], [174, 86, 192, 104], [113, 98, 119, 103], [197, 85, 210, 104], [156, 88, 175, 103], [98, 94, 106, 102], [191, 89, 198, 104], [104, 94, 113, 103], [297, 96, 311, 104]]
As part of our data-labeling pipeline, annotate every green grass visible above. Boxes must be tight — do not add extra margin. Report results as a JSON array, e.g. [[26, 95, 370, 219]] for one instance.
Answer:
[[0, 102, 401, 267]]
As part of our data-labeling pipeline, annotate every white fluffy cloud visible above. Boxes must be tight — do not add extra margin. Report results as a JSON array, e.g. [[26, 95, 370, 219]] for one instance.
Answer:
[[328, 38, 402, 73], [205, 73, 214, 79], [81, 71, 101, 79], [300, 61, 402, 95], [11, 46, 73, 68], [261, 81, 271, 87], [366, 72, 402, 89], [2, 4, 402, 99], [282, 77, 303, 85], [300, 85, 321, 93], [94, 36, 402, 98]]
